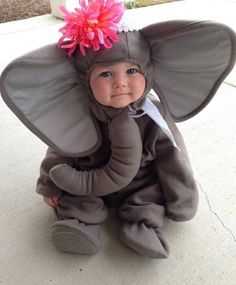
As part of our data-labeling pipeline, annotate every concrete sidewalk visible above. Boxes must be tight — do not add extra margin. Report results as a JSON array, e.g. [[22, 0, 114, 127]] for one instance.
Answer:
[[0, 1, 235, 284]]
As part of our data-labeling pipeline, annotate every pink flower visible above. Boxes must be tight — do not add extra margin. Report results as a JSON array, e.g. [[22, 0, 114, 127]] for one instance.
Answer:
[[58, 0, 125, 56]]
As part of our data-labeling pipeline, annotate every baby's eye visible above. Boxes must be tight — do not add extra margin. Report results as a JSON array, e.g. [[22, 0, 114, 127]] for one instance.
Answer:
[[127, 68, 139, 75], [99, 71, 112, 78]]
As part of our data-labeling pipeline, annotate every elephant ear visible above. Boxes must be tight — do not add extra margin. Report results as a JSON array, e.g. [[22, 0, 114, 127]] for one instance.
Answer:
[[142, 20, 236, 122], [0, 44, 101, 158]]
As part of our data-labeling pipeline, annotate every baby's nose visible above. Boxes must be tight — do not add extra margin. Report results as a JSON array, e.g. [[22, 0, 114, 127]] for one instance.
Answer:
[[113, 74, 127, 88]]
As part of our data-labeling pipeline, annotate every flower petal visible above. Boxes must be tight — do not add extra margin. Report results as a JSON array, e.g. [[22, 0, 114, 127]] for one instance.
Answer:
[[58, 0, 125, 56]]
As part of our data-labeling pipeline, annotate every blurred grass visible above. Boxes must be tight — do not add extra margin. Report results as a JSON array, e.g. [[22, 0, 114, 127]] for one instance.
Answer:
[[125, 0, 182, 9], [0, 0, 182, 23]]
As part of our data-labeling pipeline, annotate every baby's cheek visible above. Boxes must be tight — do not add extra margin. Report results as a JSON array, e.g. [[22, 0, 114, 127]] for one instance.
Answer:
[[94, 91, 110, 106]]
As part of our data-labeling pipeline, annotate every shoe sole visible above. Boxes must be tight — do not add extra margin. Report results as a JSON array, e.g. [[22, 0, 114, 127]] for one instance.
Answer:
[[51, 225, 101, 255]]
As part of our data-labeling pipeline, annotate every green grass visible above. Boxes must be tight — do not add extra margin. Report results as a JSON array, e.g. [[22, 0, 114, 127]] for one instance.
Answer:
[[125, 0, 182, 9]]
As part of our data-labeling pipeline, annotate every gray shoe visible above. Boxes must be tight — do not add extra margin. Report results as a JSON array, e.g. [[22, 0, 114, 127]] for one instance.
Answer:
[[118, 222, 169, 259], [51, 219, 102, 255]]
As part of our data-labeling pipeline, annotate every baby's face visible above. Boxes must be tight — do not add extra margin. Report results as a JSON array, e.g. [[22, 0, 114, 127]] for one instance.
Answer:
[[89, 61, 146, 108]]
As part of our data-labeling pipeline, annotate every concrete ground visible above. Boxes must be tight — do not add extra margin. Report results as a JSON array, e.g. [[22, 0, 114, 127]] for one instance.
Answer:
[[0, 0, 235, 284]]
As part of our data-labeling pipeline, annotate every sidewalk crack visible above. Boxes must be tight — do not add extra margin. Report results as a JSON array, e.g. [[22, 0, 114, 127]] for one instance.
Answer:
[[197, 180, 236, 242]]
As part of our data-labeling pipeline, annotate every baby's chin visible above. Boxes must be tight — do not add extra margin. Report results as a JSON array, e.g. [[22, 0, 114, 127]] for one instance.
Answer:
[[108, 98, 138, 109], [109, 102, 131, 109]]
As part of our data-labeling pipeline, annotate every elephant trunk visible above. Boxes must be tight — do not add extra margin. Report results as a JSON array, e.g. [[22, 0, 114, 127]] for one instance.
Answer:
[[49, 111, 142, 196]]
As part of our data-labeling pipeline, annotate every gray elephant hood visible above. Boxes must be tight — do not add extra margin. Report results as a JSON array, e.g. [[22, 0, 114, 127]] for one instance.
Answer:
[[0, 20, 236, 157], [74, 30, 153, 123]]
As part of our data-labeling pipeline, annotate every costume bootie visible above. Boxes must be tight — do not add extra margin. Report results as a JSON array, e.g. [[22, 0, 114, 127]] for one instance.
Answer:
[[51, 219, 102, 255], [118, 222, 169, 259]]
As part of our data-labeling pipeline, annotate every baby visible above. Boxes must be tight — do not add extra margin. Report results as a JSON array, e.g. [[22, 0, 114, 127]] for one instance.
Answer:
[[37, 30, 198, 258], [1, 0, 235, 259]]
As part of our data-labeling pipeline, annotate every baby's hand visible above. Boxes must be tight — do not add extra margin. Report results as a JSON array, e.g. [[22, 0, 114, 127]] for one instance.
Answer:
[[43, 196, 60, 208]]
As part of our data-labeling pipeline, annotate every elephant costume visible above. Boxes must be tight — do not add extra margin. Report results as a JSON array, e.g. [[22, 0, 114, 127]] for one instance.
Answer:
[[1, 20, 235, 258]]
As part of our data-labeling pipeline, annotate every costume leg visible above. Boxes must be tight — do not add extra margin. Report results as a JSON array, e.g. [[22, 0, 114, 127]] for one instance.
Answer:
[[51, 194, 108, 255], [118, 183, 169, 258]]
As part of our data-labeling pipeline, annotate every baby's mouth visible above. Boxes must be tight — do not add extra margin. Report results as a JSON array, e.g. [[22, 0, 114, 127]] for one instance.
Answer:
[[112, 93, 130, 97]]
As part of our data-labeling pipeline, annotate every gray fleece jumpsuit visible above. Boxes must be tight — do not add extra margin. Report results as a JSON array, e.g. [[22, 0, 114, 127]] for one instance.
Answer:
[[36, 97, 198, 256]]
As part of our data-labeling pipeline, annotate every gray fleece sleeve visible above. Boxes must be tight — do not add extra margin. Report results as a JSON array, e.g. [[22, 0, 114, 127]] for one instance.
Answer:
[[155, 110, 199, 222], [36, 147, 74, 197]]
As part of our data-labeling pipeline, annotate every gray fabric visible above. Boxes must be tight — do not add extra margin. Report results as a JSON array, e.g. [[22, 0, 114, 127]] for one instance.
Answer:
[[118, 222, 169, 259], [36, 99, 199, 223], [56, 195, 108, 224], [0, 20, 235, 156], [0, 45, 100, 157], [49, 109, 143, 196], [154, 105, 199, 221], [118, 182, 166, 227], [37, 100, 198, 257], [143, 21, 236, 121], [36, 147, 74, 197]]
